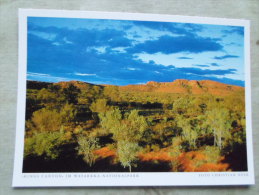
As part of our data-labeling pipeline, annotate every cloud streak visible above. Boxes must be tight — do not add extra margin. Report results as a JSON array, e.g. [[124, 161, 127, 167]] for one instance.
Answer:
[[222, 26, 244, 36], [177, 67, 237, 76], [210, 63, 220, 67], [128, 35, 223, 54], [213, 55, 239, 60], [132, 21, 203, 35], [27, 72, 70, 82], [194, 64, 210, 68], [74, 73, 97, 76], [178, 57, 193, 59]]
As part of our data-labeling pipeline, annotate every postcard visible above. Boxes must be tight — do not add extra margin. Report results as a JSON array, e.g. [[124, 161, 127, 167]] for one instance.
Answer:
[[13, 8, 254, 187]]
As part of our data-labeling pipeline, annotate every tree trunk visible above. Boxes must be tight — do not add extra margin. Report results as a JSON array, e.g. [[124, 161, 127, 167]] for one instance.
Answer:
[[219, 130, 222, 150], [213, 128, 216, 147]]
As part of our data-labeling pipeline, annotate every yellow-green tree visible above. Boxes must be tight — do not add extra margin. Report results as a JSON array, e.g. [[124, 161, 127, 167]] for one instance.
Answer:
[[120, 110, 148, 142], [103, 85, 120, 101], [77, 136, 100, 167], [36, 88, 65, 108], [99, 109, 148, 171], [90, 98, 110, 114], [177, 116, 198, 149], [24, 130, 68, 159], [206, 107, 231, 150], [30, 108, 62, 132], [117, 141, 139, 172], [98, 107, 122, 135], [173, 96, 191, 114], [60, 103, 77, 123]]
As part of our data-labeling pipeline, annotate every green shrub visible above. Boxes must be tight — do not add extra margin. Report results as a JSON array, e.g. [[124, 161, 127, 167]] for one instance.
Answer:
[[30, 108, 62, 132], [90, 99, 110, 113], [205, 108, 231, 149], [117, 140, 140, 172], [77, 136, 100, 167], [202, 146, 221, 164], [24, 131, 67, 159], [60, 103, 77, 123]]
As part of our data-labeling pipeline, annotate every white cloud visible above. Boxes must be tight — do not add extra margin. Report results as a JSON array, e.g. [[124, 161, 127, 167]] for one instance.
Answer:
[[74, 72, 97, 76], [85, 46, 106, 54], [94, 47, 106, 54], [29, 31, 56, 41], [112, 47, 127, 53], [63, 37, 73, 44], [27, 72, 50, 77], [52, 42, 61, 46], [127, 68, 136, 71], [126, 67, 140, 71], [27, 72, 69, 82]]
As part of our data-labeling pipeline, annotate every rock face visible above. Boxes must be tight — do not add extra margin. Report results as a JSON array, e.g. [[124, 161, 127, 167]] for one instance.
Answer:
[[120, 79, 244, 96], [27, 79, 244, 96], [54, 80, 103, 91], [55, 80, 90, 88]]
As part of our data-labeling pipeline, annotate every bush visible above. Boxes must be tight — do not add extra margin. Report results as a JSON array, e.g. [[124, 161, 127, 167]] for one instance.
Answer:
[[30, 108, 62, 132], [117, 140, 140, 172], [24, 131, 68, 159], [90, 99, 110, 113], [29, 103, 77, 132], [77, 136, 100, 167], [60, 103, 77, 123]]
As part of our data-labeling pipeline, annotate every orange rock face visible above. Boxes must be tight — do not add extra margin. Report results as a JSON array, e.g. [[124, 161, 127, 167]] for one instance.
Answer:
[[50, 79, 243, 97], [120, 79, 244, 96]]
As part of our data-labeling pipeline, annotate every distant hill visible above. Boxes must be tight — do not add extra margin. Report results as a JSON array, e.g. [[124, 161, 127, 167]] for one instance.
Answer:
[[27, 80, 101, 90], [27, 80, 52, 90], [27, 79, 244, 96], [54, 80, 99, 90], [119, 79, 244, 96]]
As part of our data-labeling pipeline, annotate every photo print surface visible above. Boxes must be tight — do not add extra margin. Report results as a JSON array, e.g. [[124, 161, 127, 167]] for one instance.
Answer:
[[13, 9, 254, 187]]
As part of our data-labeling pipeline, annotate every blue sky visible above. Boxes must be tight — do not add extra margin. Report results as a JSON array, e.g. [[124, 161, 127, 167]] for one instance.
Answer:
[[27, 17, 245, 86]]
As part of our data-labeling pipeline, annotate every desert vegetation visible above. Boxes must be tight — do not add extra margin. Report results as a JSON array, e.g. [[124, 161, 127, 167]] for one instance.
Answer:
[[23, 79, 247, 172]]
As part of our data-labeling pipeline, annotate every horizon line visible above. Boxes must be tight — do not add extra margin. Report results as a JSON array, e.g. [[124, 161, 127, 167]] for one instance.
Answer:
[[27, 78, 245, 88]]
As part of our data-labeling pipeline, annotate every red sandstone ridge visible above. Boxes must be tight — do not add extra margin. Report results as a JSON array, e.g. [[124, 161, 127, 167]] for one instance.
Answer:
[[119, 80, 244, 96], [47, 79, 243, 96], [55, 80, 96, 90], [147, 81, 160, 86]]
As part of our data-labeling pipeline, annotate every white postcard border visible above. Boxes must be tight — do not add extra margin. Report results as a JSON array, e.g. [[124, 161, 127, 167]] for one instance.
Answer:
[[13, 8, 254, 187]]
